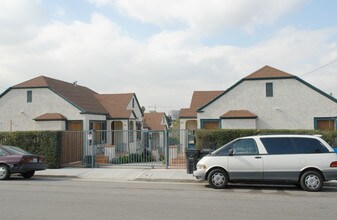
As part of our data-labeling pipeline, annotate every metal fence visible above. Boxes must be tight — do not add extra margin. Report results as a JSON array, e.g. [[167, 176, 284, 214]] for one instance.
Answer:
[[61, 129, 191, 168]]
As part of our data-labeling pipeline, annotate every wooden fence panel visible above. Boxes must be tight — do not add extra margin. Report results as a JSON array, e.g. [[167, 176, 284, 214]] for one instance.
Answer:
[[60, 131, 83, 166]]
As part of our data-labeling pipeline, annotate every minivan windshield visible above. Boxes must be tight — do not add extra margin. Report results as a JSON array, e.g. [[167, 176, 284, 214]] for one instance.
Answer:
[[211, 139, 236, 156], [211, 138, 259, 156]]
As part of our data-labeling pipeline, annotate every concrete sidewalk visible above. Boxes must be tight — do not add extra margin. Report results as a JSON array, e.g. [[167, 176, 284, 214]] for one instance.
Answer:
[[36, 167, 197, 183]]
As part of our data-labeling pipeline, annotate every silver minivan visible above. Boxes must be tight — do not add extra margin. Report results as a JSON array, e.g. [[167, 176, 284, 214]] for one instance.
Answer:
[[193, 135, 337, 191]]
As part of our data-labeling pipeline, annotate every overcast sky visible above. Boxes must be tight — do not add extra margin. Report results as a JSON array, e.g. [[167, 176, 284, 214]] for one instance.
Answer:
[[0, 0, 337, 113]]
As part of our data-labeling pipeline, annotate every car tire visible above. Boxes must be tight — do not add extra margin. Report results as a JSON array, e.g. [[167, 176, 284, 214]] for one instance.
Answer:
[[0, 164, 10, 180], [300, 170, 323, 192], [208, 168, 228, 189], [21, 170, 35, 179]]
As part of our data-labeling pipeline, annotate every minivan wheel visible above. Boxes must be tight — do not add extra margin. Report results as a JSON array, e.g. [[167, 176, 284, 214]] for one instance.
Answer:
[[0, 164, 10, 180], [208, 169, 228, 189], [300, 171, 323, 192]]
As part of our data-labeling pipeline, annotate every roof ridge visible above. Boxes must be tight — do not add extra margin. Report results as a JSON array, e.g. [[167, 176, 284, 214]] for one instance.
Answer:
[[244, 65, 294, 79]]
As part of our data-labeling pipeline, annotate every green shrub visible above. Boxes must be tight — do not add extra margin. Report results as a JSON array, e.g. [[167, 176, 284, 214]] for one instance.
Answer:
[[112, 151, 155, 164], [0, 131, 61, 168], [195, 129, 337, 150]]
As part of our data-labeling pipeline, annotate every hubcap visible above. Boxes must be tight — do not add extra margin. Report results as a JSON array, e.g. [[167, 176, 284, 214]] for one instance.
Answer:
[[212, 172, 225, 186], [305, 174, 320, 189], [0, 166, 7, 179]]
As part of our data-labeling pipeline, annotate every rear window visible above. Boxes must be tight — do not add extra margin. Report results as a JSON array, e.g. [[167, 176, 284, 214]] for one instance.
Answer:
[[0, 148, 9, 156], [1, 146, 31, 155], [292, 138, 329, 154], [260, 137, 297, 154]]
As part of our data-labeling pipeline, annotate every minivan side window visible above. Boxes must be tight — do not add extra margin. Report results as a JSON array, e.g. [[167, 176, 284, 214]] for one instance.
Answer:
[[261, 137, 297, 154], [292, 138, 329, 154], [212, 139, 258, 156], [232, 139, 258, 155]]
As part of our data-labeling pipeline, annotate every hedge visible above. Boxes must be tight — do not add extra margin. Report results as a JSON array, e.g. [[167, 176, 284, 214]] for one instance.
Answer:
[[195, 129, 337, 150], [0, 131, 61, 168]]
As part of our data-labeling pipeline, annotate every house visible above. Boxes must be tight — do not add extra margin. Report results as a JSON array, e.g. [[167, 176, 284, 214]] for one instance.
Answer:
[[143, 112, 169, 131], [179, 90, 223, 149], [0, 76, 144, 136], [181, 65, 337, 130], [179, 90, 223, 131]]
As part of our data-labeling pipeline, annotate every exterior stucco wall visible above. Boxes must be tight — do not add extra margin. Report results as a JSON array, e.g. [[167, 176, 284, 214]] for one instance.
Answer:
[[198, 79, 337, 129], [0, 88, 105, 131], [126, 95, 143, 129], [36, 121, 66, 130], [221, 119, 256, 129]]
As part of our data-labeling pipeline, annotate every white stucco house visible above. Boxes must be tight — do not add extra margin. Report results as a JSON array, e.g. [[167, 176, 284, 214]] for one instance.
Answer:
[[180, 65, 337, 130], [0, 76, 144, 135]]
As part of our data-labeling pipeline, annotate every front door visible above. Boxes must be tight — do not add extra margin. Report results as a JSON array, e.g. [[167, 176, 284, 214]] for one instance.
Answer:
[[228, 138, 263, 180]]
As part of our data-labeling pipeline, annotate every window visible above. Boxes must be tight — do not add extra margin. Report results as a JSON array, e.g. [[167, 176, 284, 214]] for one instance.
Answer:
[[0, 148, 8, 156], [129, 121, 134, 142], [27, 90, 32, 102], [67, 121, 83, 131], [212, 139, 258, 156], [132, 98, 135, 108], [266, 82, 273, 97], [136, 121, 142, 140], [261, 137, 296, 154], [231, 139, 259, 155], [201, 120, 220, 129], [316, 119, 335, 130], [89, 121, 107, 144], [293, 138, 329, 154]]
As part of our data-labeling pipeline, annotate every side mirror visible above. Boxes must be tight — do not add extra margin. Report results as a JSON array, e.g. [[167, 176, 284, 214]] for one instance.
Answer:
[[228, 148, 234, 156]]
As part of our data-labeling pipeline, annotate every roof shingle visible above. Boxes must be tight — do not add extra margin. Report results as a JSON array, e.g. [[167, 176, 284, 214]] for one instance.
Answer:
[[95, 93, 134, 119], [143, 112, 167, 130], [220, 110, 257, 119], [13, 76, 107, 114], [34, 113, 67, 121], [245, 65, 294, 79], [179, 90, 223, 118]]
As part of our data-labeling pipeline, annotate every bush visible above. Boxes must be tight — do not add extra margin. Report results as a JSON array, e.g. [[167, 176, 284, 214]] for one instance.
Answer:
[[195, 129, 337, 150], [0, 131, 61, 168], [112, 150, 155, 164]]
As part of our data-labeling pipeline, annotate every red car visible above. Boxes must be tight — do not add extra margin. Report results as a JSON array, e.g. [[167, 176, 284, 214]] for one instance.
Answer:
[[0, 145, 47, 180]]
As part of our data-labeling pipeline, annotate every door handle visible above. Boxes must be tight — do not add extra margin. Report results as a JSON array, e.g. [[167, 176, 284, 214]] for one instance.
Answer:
[[255, 156, 262, 159]]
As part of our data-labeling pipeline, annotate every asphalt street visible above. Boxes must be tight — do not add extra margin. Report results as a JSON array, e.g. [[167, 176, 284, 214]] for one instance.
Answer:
[[1, 176, 337, 220]]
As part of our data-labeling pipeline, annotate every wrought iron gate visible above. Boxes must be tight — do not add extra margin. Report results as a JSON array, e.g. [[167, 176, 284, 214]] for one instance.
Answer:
[[80, 129, 188, 168]]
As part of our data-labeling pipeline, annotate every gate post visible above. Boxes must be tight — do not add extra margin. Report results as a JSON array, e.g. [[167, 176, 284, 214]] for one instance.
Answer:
[[91, 129, 95, 168], [165, 130, 169, 169]]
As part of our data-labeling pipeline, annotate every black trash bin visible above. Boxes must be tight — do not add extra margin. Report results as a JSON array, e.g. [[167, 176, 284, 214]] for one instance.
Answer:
[[186, 149, 200, 174]]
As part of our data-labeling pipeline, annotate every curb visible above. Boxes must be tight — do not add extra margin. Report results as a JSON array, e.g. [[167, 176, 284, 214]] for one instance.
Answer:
[[35, 175, 79, 179], [134, 178, 198, 183]]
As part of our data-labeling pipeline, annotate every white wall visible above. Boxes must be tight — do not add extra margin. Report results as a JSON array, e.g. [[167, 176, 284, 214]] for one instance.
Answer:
[[221, 119, 256, 129], [0, 88, 105, 131], [199, 78, 337, 129], [126, 95, 143, 123], [36, 121, 66, 131]]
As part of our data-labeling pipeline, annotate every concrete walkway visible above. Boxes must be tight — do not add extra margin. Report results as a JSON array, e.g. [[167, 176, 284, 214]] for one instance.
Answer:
[[36, 167, 197, 183]]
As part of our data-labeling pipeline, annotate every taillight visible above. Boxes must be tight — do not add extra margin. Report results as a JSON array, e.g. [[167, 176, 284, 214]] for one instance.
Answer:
[[330, 161, 337, 167], [20, 156, 34, 163]]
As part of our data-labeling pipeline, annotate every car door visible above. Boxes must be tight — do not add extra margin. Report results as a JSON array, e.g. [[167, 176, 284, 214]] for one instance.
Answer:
[[228, 138, 263, 180], [259, 137, 300, 181]]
